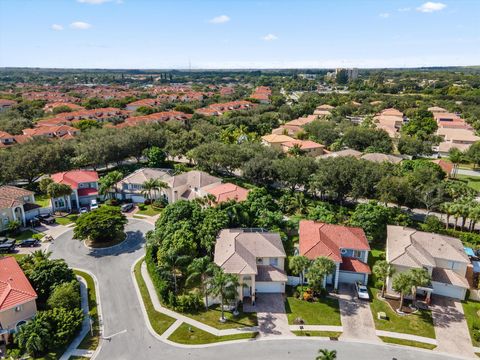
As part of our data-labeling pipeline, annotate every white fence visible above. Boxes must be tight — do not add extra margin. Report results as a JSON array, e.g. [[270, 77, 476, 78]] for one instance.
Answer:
[[287, 276, 301, 286]]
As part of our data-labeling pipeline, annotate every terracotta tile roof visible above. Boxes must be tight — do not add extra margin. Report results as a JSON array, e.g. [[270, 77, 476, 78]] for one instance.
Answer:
[[299, 220, 370, 262], [0, 257, 37, 311], [339, 257, 371, 274], [282, 139, 324, 150], [0, 131, 13, 139], [0, 99, 17, 107], [432, 159, 454, 176], [51, 170, 99, 190], [205, 183, 249, 203], [0, 185, 33, 209]]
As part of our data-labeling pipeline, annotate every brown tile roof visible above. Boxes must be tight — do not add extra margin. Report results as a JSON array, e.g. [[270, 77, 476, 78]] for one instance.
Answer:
[[0, 186, 33, 209]]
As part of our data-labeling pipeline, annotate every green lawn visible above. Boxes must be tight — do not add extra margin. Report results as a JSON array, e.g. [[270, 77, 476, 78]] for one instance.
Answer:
[[168, 323, 257, 345], [379, 336, 436, 350], [370, 288, 435, 338], [457, 174, 480, 191], [285, 296, 341, 326], [183, 304, 257, 330], [13, 230, 42, 241], [133, 259, 176, 335], [137, 205, 162, 216], [74, 270, 100, 351], [35, 194, 51, 208], [55, 214, 79, 226], [292, 330, 342, 338], [462, 300, 480, 346]]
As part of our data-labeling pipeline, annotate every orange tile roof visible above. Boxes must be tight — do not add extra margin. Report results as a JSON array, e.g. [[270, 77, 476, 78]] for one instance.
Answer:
[[206, 183, 250, 203], [51, 170, 99, 190], [0, 257, 37, 311]]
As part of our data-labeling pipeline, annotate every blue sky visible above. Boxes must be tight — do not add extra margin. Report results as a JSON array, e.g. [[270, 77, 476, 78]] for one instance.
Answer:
[[1, 0, 479, 69]]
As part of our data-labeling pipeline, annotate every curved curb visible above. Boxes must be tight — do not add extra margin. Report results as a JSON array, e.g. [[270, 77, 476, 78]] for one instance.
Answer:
[[82, 237, 127, 251], [74, 268, 104, 360]]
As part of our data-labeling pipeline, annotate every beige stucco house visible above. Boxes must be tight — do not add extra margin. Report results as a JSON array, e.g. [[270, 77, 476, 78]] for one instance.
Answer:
[[386, 225, 470, 300], [0, 186, 37, 233], [214, 228, 287, 304]]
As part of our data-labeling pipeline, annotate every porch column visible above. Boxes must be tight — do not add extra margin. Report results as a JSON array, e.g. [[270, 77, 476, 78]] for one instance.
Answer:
[[75, 190, 79, 210], [19, 206, 26, 226], [334, 263, 340, 290]]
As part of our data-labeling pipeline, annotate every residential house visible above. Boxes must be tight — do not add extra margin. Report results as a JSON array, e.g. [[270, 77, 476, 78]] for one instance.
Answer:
[[250, 86, 271, 104], [313, 104, 334, 117], [428, 106, 448, 113], [374, 108, 405, 138], [126, 99, 161, 111], [0, 99, 17, 112], [204, 183, 250, 204], [22, 125, 80, 139], [318, 149, 362, 159], [433, 112, 472, 130], [0, 131, 15, 147], [386, 225, 470, 300], [115, 168, 173, 203], [51, 170, 99, 210], [195, 101, 255, 117], [214, 228, 287, 303], [0, 186, 38, 233], [361, 153, 403, 164], [299, 220, 371, 289], [261, 134, 296, 151], [432, 159, 454, 177], [163, 171, 221, 203], [436, 127, 480, 156], [280, 139, 325, 157], [0, 257, 37, 344], [44, 102, 84, 113]]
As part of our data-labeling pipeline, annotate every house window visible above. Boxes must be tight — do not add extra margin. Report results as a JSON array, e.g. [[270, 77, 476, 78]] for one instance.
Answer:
[[15, 305, 22, 312], [353, 250, 362, 258], [256, 258, 263, 264], [340, 249, 347, 255], [269, 258, 278, 266]]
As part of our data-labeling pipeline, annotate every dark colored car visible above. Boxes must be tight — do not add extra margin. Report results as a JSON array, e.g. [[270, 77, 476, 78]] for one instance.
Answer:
[[0, 237, 8, 244], [19, 239, 40, 247], [38, 214, 56, 225], [0, 240, 16, 253], [121, 203, 134, 212]]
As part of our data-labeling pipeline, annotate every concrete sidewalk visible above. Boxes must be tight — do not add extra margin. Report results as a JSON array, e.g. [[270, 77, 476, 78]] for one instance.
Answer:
[[141, 262, 258, 337]]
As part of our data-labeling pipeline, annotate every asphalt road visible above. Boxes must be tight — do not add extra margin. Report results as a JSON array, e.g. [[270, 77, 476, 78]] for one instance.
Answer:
[[50, 219, 467, 360]]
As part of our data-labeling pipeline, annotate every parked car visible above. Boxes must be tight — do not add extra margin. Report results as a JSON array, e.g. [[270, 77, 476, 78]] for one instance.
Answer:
[[0, 240, 16, 253], [38, 214, 56, 225], [0, 237, 8, 244], [19, 238, 40, 247], [121, 203, 134, 212], [355, 282, 370, 300], [90, 199, 98, 210], [80, 207, 88, 214]]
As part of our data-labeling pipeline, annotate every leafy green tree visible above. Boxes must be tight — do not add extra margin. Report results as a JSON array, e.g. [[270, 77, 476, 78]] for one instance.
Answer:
[[47, 280, 81, 311], [74, 206, 127, 244], [143, 146, 166, 167], [72, 119, 102, 132], [289, 256, 311, 292], [15, 316, 51, 357], [342, 126, 393, 153], [187, 257, 217, 309], [398, 135, 435, 156], [372, 260, 395, 297], [158, 249, 191, 295], [46, 182, 72, 213], [467, 142, 480, 169], [401, 116, 437, 137], [207, 267, 240, 322], [448, 148, 464, 178], [273, 156, 317, 192], [376, 176, 415, 207], [303, 120, 341, 147], [307, 256, 336, 293], [335, 69, 349, 85], [349, 202, 390, 243]]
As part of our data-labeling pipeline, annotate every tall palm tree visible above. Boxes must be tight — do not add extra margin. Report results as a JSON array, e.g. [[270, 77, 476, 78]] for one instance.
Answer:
[[158, 251, 191, 294], [469, 204, 480, 232], [308, 256, 336, 293], [440, 202, 453, 229], [187, 257, 217, 309], [392, 272, 413, 312], [207, 267, 240, 322], [98, 171, 123, 200], [409, 268, 431, 307], [372, 260, 395, 298], [142, 179, 168, 201], [289, 256, 311, 293], [316, 349, 337, 360], [46, 183, 73, 213], [448, 148, 463, 178]]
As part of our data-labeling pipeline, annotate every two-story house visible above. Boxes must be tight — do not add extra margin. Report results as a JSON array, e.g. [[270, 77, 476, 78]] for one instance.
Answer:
[[0, 186, 37, 233], [0, 257, 38, 344], [299, 220, 371, 289], [214, 228, 287, 304], [386, 225, 470, 300], [51, 170, 99, 210], [115, 168, 173, 203]]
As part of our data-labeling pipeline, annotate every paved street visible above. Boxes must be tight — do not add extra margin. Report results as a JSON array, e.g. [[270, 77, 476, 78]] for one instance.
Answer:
[[50, 219, 468, 360]]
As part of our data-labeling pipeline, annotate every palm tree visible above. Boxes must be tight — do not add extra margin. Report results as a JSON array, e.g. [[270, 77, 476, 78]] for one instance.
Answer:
[[46, 183, 72, 213], [469, 204, 480, 232], [142, 179, 168, 202], [207, 267, 240, 322], [98, 170, 123, 200], [448, 148, 463, 178], [187, 257, 217, 309], [440, 202, 453, 229], [289, 256, 311, 293], [372, 260, 395, 298], [158, 251, 191, 295], [288, 143, 305, 157], [409, 268, 431, 307], [307, 256, 336, 293], [392, 272, 413, 312], [316, 348, 337, 360]]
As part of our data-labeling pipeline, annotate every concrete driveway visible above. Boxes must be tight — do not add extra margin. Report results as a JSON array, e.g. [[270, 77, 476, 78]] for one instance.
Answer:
[[337, 284, 379, 342], [431, 296, 474, 358], [246, 293, 292, 337]]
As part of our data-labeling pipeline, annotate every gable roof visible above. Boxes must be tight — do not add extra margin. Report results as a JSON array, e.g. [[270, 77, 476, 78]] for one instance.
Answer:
[[214, 229, 286, 275], [361, 153, 403, 164], [0, 257, 37, 311], [386, 225, 470, 268], [167, 170, 220, 189], [117, 168, 172, 186], [299, 220, 370, 262], [204, 183, 249, 203], [0, 186, 33, 209], [431, 159, 454, 176], [51, 170, 99, 190]]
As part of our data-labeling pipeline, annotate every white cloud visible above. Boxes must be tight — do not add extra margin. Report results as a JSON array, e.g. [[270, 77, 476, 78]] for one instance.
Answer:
[[209, 15, 230, 24], [70, 21, 92, 30], [416, 2, 446, 13], [379, 13, 390, 18], [50, 24, 64, 31], [262, 33, 278, 41], [397, 7, 411, 12], [77, 0, 112, 4]]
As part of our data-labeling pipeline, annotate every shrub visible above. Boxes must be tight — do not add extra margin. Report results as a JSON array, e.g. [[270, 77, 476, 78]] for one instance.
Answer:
[[47, 280, 81, 311], [32, 233, 43, 240], [144, 199, 152, 205], [105, 199, 119, 206], [303, 289, 314, 302], [152, 198, 168, 209], [175, 293, 202, 313], [145, 246, 170, 303], [138, 204, 147, 211]]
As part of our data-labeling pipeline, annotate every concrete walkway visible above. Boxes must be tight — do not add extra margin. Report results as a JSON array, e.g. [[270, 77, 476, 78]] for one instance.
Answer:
[[431, 297, 475, 359], [141, 261, 258, 337], [337, 284, 379, 343]]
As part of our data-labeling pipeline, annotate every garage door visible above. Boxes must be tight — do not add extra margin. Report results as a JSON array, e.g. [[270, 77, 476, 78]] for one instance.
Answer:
[[130, 195, 146, 203], [256, 282, 285, 293], [338, 271, 366, 285], [432, 281, 467, 300]]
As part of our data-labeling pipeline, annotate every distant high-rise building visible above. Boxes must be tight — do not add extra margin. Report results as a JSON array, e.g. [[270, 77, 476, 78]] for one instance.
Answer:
[[335, 68, 358, 81]]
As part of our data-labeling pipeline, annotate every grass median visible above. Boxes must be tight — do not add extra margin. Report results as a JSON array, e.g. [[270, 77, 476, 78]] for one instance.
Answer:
[[168, 323, 257, 345]]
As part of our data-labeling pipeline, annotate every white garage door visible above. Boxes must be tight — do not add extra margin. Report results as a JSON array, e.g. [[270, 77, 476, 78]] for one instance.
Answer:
[[338, 271, 365, 285], [256, 282, 285, 293], [432, 282, 466, 300], [130, 195, 146, 204]]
